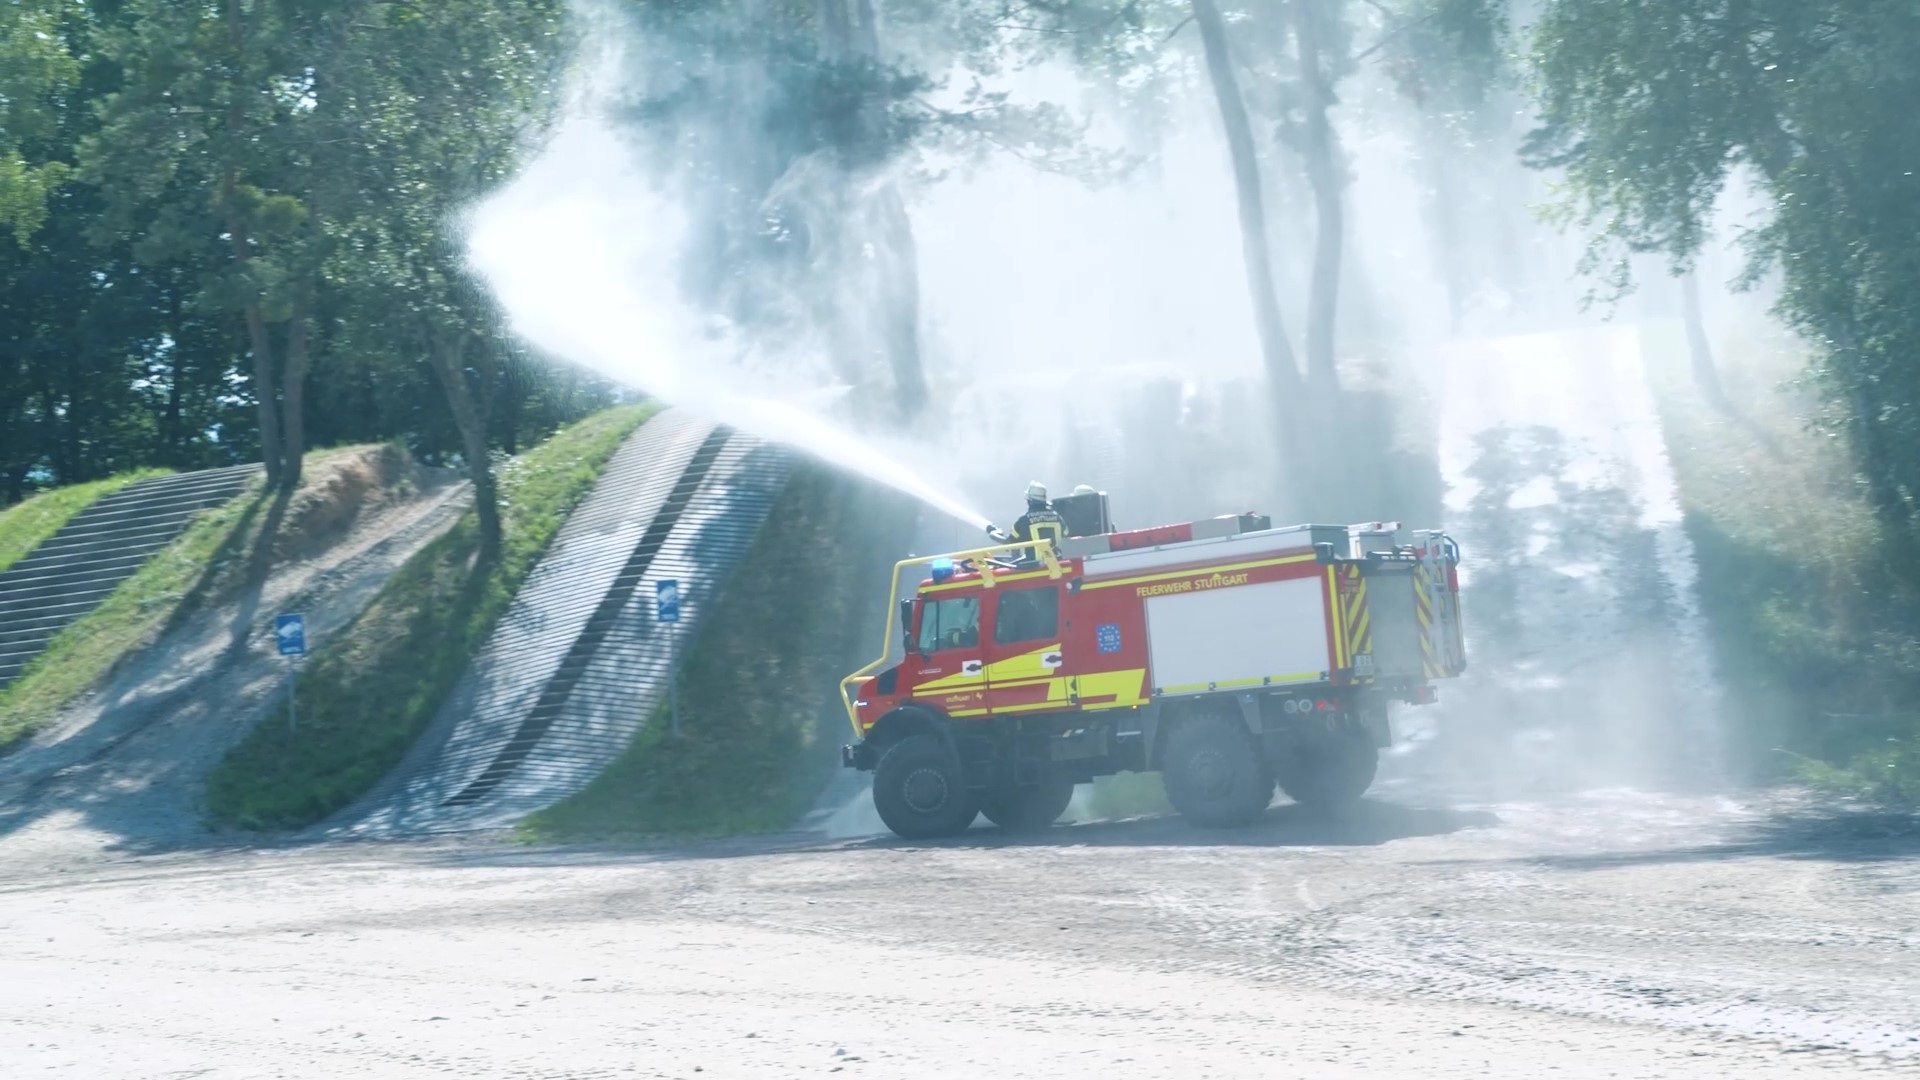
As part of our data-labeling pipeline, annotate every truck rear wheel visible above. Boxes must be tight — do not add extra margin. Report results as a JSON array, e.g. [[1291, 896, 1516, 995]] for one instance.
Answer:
[[1161, 714, 1274, 827], [1274, 725, 1378, 808], [981, 779, 1075, 832], [872, 732, 980, 839]]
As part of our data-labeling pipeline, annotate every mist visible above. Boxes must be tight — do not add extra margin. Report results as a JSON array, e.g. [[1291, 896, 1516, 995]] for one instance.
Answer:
[[465, 0, 1773, 803]]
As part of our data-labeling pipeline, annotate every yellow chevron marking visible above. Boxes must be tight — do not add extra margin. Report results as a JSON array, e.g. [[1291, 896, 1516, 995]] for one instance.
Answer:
[[1327, 567, 1346, 670], [984, 644, 1061, 681], [1073, 668, 1149, 708]]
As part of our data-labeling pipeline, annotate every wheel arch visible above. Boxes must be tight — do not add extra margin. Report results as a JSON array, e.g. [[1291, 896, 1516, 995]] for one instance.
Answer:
[[1143, 696, 1255, 770], [864, 704, 950, 758]]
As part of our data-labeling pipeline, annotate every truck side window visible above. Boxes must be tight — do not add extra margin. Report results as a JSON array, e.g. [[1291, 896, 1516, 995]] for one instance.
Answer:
[[917, 596, 980, 653], [993, 587, 1059, 645]]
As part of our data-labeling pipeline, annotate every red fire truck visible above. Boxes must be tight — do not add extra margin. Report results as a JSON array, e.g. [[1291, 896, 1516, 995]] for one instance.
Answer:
[[840, 497, 1466, 839]]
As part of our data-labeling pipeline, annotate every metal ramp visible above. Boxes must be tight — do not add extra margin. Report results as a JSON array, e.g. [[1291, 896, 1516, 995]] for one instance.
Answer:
[[329, 409, 789, 835]]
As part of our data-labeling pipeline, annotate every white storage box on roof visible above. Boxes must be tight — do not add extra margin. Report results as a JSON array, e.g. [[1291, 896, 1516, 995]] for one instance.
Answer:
[[1079, 522, 1344, 580]]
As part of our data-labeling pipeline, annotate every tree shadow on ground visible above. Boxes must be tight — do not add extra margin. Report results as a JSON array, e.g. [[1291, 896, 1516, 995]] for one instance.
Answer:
[[223, 486, 296, 659], [405, 797, 1503, 872], [878, 798, 1503, 852], [0, 480, 443, 853], [1503, 807, 1920, 870]]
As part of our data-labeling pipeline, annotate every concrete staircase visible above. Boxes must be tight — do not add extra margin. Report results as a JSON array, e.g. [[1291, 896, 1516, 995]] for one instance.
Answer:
[[331, 409, 790, 835], [0, 465, 258, 689]]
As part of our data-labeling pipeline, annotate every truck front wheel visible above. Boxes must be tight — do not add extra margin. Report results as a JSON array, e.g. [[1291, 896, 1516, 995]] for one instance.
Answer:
[[873, 732, 981, 839], [1161, 714, 1274, 827], [981, 779, 1075, 832]]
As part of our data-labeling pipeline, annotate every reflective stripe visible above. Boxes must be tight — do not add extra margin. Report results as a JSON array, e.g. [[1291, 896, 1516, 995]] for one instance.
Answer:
[[1081, 552, 1318, 591], [1341, 565, 1372, 664], [1327, 567, 1346, 671], [1158, 672, 1322, 695]]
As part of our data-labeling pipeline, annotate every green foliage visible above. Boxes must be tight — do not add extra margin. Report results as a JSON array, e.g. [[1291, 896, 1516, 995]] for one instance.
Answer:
[[0, 0, 80, 242], [204, 405, 656, 831], [522, 462, 916, 840], [1791, 728, 1920, 809], [0, 0, 609, 505], [1649, 320, 1920, 806], [0, 468, 169, 576], [1525, 0, 1920, 525], [0, 474, 267, 751]]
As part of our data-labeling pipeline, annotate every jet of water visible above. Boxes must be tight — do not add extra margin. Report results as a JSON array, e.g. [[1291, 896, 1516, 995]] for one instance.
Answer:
[[465, 111, 991, 533]]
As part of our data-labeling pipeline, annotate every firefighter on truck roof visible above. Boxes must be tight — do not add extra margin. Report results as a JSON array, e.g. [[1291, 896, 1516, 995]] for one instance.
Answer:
[[992, 480, 1064, 549]]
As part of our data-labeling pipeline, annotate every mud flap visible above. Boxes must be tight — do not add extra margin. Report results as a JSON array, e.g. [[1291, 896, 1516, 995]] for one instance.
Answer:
[[1359, 704, 1392, 749]]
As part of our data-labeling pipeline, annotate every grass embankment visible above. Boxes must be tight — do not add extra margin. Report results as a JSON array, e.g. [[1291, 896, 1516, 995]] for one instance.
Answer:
[[522, 461, 917, 841], [1649, 321, 1920, 806], [0, 468, 171, 576], [0, 449, 389, 753], [205, 405, 657, 830], [0, 473, 266, 752]]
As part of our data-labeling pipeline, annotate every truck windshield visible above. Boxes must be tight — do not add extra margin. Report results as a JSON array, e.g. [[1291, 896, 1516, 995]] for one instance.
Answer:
[[917, 596, 979, 653]]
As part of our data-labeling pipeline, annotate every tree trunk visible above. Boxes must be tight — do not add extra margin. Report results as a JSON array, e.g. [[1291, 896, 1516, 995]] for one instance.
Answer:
[[221, 0, 280, 487], [1679, 270, 1728, 411], [501, 360, 524, 456], [852, 0, 880, 53], [426, 332, 502, 563], [38, 379, 68, 484], [1191, 0, 1304, 436], [1826, 318, 1909, 525], [239, 304, 281, 487], [224, 188, 283, 487], [279, 287, 313, 490], [163, 279, 186, 465], [1295, 0, 1344, 394], [816, 0, 851, 58], [872, 185, 929, 416], [1417, 124, 1467, 333], [851, 0, 927, 418]]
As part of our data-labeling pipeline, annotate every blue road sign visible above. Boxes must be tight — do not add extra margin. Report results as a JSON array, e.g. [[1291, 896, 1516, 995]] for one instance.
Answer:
[[275, 613, 307, 656], [656, 579, 681, 624]]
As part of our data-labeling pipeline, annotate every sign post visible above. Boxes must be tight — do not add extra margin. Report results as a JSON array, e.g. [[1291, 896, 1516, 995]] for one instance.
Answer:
[[656, 580, 681, 736], [274, 613, 307, 733]]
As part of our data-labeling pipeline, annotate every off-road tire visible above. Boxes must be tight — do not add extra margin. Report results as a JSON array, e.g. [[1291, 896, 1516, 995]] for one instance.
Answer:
[[872, 732, 980, 839], [1274, 724, 1379, 808], [1160, 714, 1274, 827], [980, 779, 1075, 832]]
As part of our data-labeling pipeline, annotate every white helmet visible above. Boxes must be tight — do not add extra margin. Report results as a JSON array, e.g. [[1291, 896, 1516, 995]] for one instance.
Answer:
[[1072, 484, 1096, 496], [1025, 480, 1048, 502]]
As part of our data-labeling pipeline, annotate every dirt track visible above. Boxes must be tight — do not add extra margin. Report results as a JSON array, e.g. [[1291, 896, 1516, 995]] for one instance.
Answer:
[[0, 459, 469, 863], [2, 783, 1914, 1078]]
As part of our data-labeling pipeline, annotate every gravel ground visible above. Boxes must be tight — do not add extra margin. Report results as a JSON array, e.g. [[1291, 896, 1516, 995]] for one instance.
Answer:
[[2, 784, 1914, 1078]]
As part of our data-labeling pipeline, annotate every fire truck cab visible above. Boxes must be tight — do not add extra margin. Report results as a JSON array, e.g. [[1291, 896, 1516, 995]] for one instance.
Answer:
[[841, 497, 1466, 839]]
